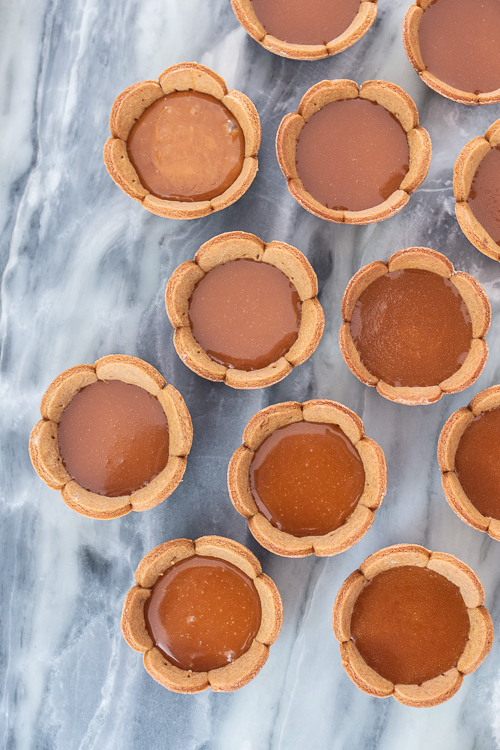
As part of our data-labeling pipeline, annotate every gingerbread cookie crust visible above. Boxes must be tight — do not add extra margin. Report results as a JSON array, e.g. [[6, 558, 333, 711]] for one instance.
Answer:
[[339, 247, 490, 405], [165, 231, 324, 390], [29, 355, 192, 519], [104, 63, 260, 220], [454, 118, 500, 262], [121, 536, 283, 693], [228, 399, 386, 557], [230, 0, 377, 60], [276, 79, 431, 224], [333, 544, 493, 707]]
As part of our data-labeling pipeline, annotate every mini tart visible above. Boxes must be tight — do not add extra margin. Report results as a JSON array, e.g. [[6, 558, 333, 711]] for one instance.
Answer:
[[333, 544, 493, 707], [103, 62, 260, 220], [121, 536, 283, 693], [228, 399, 386, 557], [438, 385, 500, 541], [276, 79, 431, 224], [165, 231, 324, 390], [29, 355, 192, 519], [454, 119, 500, 262], [403, 1, 500, 105], [339, 247, 491, 405], [230, 0, 377, 60]]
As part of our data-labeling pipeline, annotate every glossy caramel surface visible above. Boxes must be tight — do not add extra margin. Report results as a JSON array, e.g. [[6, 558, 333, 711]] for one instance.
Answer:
[[418, 0, 500, 95], [251, 0, 360, 45], [350, 268, 472, 387], [456, 406, 500, 519], [144, 555, 262, 672], [351, 566, 470, 685], [469, 146, 500, 245], [295, 99, 409, 212], [127, 91, 245, 201], [189, 259, 301, 370], [249, 421, 365, 537], [57, 380, 169, 497]]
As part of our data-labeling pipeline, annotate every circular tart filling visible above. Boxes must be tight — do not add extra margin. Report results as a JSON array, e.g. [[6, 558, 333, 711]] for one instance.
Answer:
[[144, 555, 262, 672], [57, 380, 169, 497], [295, 99, 409, 212], [418, 0, 500, 95], [455, 406, 500, 519], [249, 421, 365, 536], [350, 268, 473, 387], [188, 258, 302, 370], [351, 566, 470, 685], [250, 0, 360, 45], [127, 91, 245, 202], [468, 146, 500, 245]]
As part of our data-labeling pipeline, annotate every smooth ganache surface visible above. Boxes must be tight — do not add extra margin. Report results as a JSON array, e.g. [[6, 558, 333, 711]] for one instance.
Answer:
[[2, 0, 500, 748]]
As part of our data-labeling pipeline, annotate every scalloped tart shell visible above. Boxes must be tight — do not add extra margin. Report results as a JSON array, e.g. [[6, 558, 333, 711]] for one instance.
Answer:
[[339, 247, 490, 405], [104, 63, 260, 220], [29, 355, 193, 519], [165, 231, 324, 390], [276, 79, 431, 224], [227, 399, 387, 556], [333, 544, 493, 707], [121, 536, 283, 693]]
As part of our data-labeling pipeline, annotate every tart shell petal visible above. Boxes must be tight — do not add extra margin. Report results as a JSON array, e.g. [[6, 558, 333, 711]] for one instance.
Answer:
[[437, 407, 474, 472], [208, 641, 269, 692], [103, 138, 149, 201], [242, 401, 304, 451], [144, 648, 210, 694], [248, 514, 315, 557], [164, 261, 206, 329], [209, 156, 258, 212], [359, 80, 419, 133], [340, 641, 394, 698], [387, 246, 453, 277], [157, 385, 193, 456], [262, 240, 318, 300], [254, 574, 284, 646], [449, 272, 491, 338], [441, 472, 490, 533], [457, 606, 494, 675], [399, 126, 432, 194], [128, 456, 187, 512], [340, 261, 389, 322], [173, 328, 227, 382], [357, 438, 388, 510], [40, 364, 97, 422], [438, 338, 488, 395], [194, 535, 262, 579], [376, 382, 443, 405], [332, 571, 367, 642], [230, 0, 266, 40], [62, 481, 131, 520], [339, 322, 379, 387], [158, 63, 227, 99], [109, 81, 164, 141], [393, 668, 463, 708], [485, 119, 500, 148], [287, 178, 345, 223], [360, 544, 430, 579], [402, 5, 425, 71], [312, 504, 374, 557], [455, 202, 500, 262], [94, 354, 165, 395], [298, 80, 359, 123], [227, 445, 258, 519], [222, 90, 261, 157], [343, 191, 410, 225], [326, 1, 377, 56], [285, 298, 324, 366], [224, 359, 292, 390], [143, 195, 212, 220], [135, 539, 196, 588], [427, 552, 484, 607], [195, 231, 265, 271], [469, 384, 500, 415], [453, 137, 491, 203], [275, 113, 305, 180], [302, 399, 365, 444], [121, 586, 153, 652], [29, 420, 71, 489]]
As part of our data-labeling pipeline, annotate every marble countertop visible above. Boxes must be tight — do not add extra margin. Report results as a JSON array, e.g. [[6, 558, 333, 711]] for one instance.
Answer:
[[3, 0, 500, 748]]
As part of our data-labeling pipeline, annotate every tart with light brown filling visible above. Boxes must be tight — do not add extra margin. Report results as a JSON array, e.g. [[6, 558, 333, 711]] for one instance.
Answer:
[[165, 231, 324, 390], [438, 385, 500, 542], [339, 247, 490, 405], [228, 399, 386, 557], [454, 118, 500, 262], [121, 536, 283, 693], [276, 79, 431, 224], [231, 0, 377, 60], [104, 63, 260, 220], [333, 544, 493, 707], [29, 355, 192, 519]]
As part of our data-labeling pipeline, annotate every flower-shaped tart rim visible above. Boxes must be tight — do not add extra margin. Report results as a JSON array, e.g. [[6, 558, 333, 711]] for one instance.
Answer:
[[339, 246, 491, 405], [275, 79, 431, 225], [29, 354, 193, 519], [165, 231, 325, 390], [103, 62, 261, 220], [121, 536, 283, 693], [230, 0, 377, 60], [332, 543, 494, 707], [227, 399, 387, 557]]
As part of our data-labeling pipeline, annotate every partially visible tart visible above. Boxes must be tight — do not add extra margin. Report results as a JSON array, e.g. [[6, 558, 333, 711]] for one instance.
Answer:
[[104, 63, 260, 220], [276, 79, 431, 224], [333, 544, 493, 707], [228, 399, 386, 557], [339, 247, 490, 405], [29, 355, 192, 519], [231, 0, 377, 60], [121, 536, 283, 693], [454, 118, 500, 262], [165, 231, 324, 389]]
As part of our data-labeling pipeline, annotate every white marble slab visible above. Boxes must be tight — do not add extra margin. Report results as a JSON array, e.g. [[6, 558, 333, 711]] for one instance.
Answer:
[[2, 0, 500, 748]]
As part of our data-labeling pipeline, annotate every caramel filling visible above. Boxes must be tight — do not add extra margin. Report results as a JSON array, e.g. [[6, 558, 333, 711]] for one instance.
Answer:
[[418, 0, 500, 95], [250, 0, 361, 45], [249, 421, 365, 537], [127, 91, 245, 202], [469, 146, 500, 245], [351, 566, 470, 685], [295, 99, 409, 212], [189, 259, 301, 371], [455, 406, 500, 519], [57, 380, 169, 497], [144, 555, 262, 672], [350, 268, 472, 388]]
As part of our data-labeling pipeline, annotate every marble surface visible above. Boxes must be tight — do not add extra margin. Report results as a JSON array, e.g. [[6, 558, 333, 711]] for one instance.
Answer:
[[3, 0, 500, 747]]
